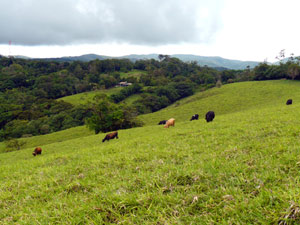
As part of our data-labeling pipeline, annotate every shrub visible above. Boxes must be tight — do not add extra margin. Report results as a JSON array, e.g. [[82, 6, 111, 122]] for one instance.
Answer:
[[216, 80, 222, 88], [86, 95, 143, 134], [110, 83, 142, 103], [5, 139, 26, 152], [40, 124, 50, 134], [172, 81, 194, 98], [21, 134, 33, 138]]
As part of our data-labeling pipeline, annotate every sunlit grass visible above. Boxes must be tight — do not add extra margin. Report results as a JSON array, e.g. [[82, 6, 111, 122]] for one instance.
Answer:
[[119, 69, 147, 79], [1, 80, 300, 223], [139, 80, 300, 125], [59, 87, 122, 105], [0, 126, 94, 153]]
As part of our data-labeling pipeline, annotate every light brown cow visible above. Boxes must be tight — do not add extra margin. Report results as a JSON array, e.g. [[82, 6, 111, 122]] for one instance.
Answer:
[[164, 118, 175, 128]]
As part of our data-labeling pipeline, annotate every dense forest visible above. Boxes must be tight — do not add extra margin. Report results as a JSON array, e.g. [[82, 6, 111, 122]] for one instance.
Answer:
[[0, 53, 299, 141]]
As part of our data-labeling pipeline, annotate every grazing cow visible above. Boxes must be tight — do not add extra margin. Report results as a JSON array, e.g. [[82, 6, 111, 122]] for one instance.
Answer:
[[286, 99, 293, 105], [32, 147, 42, 156], [158, 120, 167, 125], [205, 111, 215, 122], [164, 118, 175, 128], [102, 131, 118, 142], [190, 114, 199, 121]]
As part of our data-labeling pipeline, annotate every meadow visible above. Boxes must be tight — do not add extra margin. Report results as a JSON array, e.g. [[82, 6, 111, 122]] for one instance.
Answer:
[[119, 69, 147, 79], [59, 70, 146, 106], [58, 87, 122, 106], [1, 80, 300, 224]]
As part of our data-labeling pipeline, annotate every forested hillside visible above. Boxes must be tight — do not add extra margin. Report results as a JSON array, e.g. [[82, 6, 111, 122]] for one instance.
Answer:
[[0, 55, 224, 141], [1, 54, 299, 142], [28, 53, 260, 70]]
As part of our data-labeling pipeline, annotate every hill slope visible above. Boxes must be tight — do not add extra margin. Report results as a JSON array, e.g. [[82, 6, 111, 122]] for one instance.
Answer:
[[140, 80, 300, 125], [1, 80, 300, 224], [31, 53, 260, 70], [2, 80, 298, 152]]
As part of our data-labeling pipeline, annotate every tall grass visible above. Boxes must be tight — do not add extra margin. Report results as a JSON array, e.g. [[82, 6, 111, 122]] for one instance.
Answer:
[[0, 126, 93, 153]]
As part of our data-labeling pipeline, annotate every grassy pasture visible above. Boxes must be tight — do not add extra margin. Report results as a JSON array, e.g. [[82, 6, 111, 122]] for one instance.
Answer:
[[1, 80, 298, 152], [119, 69, 147, 79], [0, 126, 94, 153], [1, 80, 300, 224], [140, 80, 300, 125], [59, 87, 122, 105], [59, 70, 146, 106], [123, 94, 142, 105]]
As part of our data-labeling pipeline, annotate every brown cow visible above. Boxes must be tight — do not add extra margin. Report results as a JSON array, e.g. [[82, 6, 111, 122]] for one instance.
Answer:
[[164, 118, 175, 128], [102, 131, 119, 142], [32, 147, 42, 156]]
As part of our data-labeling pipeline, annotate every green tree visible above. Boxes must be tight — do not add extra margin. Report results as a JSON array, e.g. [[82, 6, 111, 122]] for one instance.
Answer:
[[216, 80, 222, 88], [253, 62, 270, 80], [172, 81, 194, 98], [4, 139, 26, 152], [287, 63, 300, 80], [156, 86, 179, 103], [86, 94, 142, 134]]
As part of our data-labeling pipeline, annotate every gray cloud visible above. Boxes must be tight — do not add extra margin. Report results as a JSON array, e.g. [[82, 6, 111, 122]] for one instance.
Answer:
[[0, 0, 224, 46]]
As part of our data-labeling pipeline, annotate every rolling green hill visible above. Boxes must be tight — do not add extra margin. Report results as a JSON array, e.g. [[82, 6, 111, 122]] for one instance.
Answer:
[[30, 53, 260, 70], [140, 80, 300, 125], [1, 80, 300, 224], [59, 70, 146, 106], [59, 87, 122, 105]]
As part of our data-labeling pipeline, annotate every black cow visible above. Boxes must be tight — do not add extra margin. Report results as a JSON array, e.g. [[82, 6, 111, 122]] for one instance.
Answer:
[[158, 120, 167, 125], [190, 114, 199, 121], [205, 111, 215, 122], [286, 99, 293, 105]]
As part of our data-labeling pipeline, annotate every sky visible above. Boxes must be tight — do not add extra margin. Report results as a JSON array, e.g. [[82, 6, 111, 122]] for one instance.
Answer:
[[0, 0, 299, 62]]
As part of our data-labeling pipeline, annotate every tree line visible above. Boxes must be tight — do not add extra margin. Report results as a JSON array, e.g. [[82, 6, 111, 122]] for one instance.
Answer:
[[1, 52, 299, 141]]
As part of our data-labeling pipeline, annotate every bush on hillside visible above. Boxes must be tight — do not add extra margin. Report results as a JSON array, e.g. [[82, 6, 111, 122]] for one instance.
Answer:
[[4, 139, 26, 152], [172, 81, 195, 98], [110, 83, 142, 103], [227, 78, 234, 83], [86, 94, 143, 134], [133, 94, 170, 114], [216, 80, 222, 88]]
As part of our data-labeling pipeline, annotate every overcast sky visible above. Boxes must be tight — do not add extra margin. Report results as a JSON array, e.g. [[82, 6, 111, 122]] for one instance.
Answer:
[[0, 0, 299, 62]]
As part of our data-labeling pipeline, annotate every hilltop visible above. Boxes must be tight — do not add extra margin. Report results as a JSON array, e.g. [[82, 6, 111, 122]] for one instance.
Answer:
[[1, 80, 300, 223], [16, 53, 261, 70]]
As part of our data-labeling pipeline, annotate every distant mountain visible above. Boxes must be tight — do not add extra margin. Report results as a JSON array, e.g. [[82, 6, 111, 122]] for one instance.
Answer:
[[23, 53, 261, 70], [13, 55, 32, 59], [121, 54, 261, 69], [33, 54, 110, 62], [171, 54, 260, 70]]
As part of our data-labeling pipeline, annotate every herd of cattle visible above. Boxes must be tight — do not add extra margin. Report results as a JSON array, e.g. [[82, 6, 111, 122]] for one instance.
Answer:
[[98, 111, 216, 144], [158, 110, 215, 128], [33, 99, 293, 155]]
